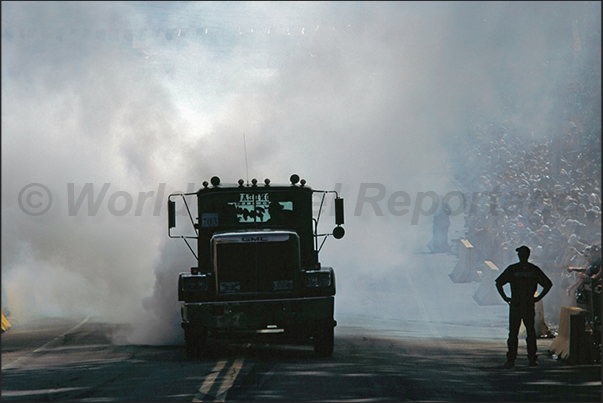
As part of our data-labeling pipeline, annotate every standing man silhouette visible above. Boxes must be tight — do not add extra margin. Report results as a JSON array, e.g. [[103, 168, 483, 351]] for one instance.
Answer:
[[496, 245, 553, 367]]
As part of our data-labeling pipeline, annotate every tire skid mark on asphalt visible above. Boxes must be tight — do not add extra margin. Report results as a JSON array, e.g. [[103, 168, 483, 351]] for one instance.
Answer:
[[193, 357, 245, 402], [193, 360, 227, 401], [215, 357, 245, 401], [1, 313, 93, 371]]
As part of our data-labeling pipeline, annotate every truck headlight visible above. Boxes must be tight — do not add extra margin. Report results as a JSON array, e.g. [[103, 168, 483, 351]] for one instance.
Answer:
[[182, 274, 208, 291], [306, 270, 331, 288]]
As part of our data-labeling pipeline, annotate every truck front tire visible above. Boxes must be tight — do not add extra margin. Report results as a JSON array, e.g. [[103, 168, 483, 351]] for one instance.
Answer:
[[184, 326, 207, 359], [313, 320, 334, 358]]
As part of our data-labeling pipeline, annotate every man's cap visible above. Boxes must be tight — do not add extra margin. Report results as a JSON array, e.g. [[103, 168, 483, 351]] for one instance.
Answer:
[[516, 245, 530, 253]]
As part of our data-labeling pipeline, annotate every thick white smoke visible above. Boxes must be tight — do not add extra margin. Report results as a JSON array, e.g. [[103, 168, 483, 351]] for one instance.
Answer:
[[2, 2, 598, 344]]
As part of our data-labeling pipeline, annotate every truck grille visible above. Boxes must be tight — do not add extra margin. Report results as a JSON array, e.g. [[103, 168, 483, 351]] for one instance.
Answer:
[[215, 236, 297, 295]]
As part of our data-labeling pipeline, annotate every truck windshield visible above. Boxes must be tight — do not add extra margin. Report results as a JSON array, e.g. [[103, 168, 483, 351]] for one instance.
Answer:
[[199, 190, 299, 229]]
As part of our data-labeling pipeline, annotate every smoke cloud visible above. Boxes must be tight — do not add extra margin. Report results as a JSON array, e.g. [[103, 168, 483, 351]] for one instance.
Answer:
[[2, 1, 599, 344]]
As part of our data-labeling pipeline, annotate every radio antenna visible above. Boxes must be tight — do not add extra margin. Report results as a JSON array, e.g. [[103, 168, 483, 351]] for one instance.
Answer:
[[243, 133, 249, 185]]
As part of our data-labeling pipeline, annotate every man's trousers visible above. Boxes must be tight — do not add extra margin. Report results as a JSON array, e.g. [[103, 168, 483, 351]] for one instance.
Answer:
[[507, 303, 537, 362]]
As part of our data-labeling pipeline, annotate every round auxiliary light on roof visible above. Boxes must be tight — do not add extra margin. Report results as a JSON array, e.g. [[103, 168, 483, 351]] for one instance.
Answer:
[[290, 174, 300, 185], [264, 178, 271, 186], [238, 179, 244, 186], [202, 181, 209, 188], [210, 176, 220, 186], [251, 178, 258, 186], [300, 179, 306, 187]]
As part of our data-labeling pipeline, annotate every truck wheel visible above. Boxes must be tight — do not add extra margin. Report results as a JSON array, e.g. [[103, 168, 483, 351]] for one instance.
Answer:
[[313, 321, 334, 358], [184, 327, 207, 359]]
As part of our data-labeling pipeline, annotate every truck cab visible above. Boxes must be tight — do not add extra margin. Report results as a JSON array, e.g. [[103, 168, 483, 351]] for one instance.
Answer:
[[169, 175, 344, 358]]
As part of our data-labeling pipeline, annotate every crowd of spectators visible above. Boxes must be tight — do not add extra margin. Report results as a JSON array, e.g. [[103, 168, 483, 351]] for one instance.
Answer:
[[454, 127, 601, 327]]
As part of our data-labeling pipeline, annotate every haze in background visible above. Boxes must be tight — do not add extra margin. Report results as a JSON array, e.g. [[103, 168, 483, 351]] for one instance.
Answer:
[[2, 1, 599, 344]]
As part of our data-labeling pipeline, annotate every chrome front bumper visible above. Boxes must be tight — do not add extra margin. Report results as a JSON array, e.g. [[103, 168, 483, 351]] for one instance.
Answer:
[[181, 296, 334, 330]]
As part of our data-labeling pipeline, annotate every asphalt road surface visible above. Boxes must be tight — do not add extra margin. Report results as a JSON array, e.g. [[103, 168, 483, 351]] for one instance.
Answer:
[[2, 245, 601, 402]]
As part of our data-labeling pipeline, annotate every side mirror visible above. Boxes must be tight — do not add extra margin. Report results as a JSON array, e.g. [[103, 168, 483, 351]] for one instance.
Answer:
[[335, 197, 344, 225], [168, 200, 176, 228], [333, 226, 345, 239]]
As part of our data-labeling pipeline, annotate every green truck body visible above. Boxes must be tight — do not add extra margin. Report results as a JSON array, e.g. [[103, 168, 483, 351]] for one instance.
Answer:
[[169, 175, 344, 358]]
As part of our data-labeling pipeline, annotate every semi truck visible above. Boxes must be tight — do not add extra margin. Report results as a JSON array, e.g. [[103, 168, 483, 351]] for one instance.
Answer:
[[168, 174, 344, 358]]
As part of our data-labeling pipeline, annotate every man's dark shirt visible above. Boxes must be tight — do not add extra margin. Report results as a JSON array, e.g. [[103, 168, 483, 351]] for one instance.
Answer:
[[496, 262, 552, 305]]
